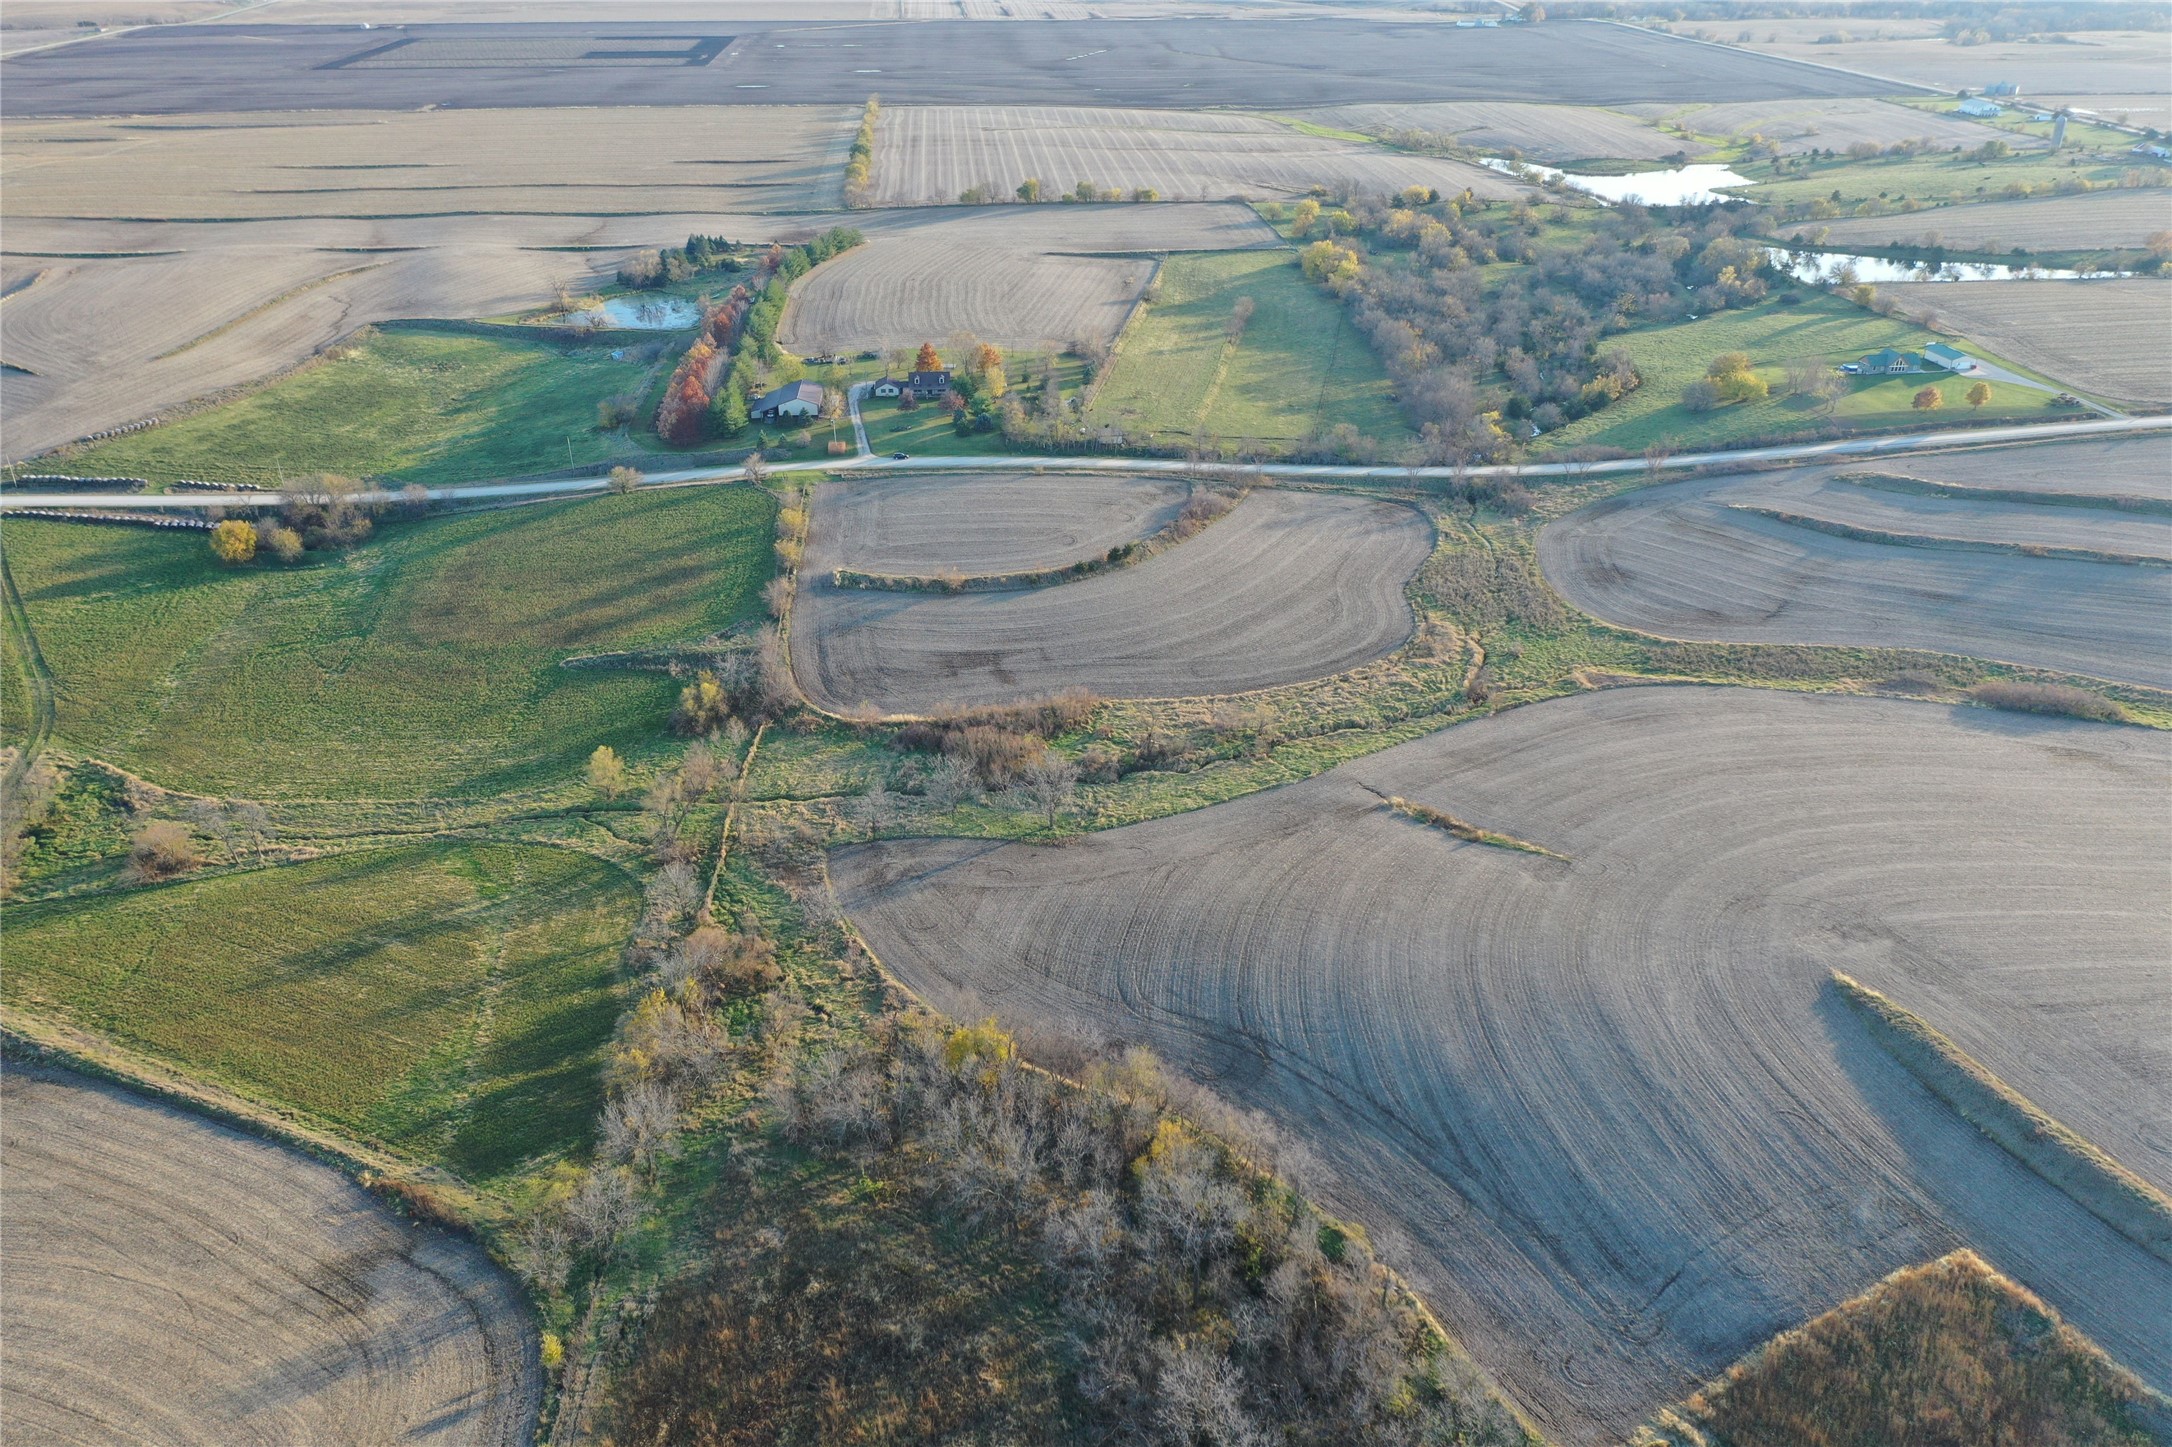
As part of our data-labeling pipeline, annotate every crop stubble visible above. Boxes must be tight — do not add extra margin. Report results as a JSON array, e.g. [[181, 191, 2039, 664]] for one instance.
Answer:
[[1301, 101, 1700, 162], [1787, 189, 2172, 253], [832, 686, 2172, 1443], [1878, 279, 2172, 405], [867, 106, 1526, 206], [1537, 439, 2172, 688], [811, 471, 1189, 577], [790, 478, 1432, 713], [1, 1067, 537, 1447]]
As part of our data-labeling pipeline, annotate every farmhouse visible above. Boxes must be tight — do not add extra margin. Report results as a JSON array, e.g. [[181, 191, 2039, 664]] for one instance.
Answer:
[[754, 380, 823, 420], [908, 368, 954, 400], [1856, 348, 1924, 374], [1922, 343, 1976, 372], [870, 376, 903, 398]]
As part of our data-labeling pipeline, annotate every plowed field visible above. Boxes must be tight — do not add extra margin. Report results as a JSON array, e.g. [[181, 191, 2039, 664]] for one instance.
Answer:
[[812, 471, 1189, 577], [1, 1067, 537, 1446], [1877, 279, 2172, 405], [833, 686, 2172, 1443], [1537, 439, 2172, 687], [867, 106, 1526, 205], [790, 480, 1431, 713], [1788, 188, 2172, 252]]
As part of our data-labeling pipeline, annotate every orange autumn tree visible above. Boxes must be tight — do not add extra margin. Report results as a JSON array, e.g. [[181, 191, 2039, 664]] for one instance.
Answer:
[[914, 341, 941, 372]]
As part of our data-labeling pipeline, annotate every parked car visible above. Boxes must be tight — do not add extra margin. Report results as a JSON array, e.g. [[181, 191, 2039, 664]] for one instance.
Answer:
[[1839, 363, 1861, 374], [890, 451, 910, 460]]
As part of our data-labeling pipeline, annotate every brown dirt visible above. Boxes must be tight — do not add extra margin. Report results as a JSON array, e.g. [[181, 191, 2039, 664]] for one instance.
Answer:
[[832, 685, 2172, 1444], [0, 1065, 538, 1446], [1536, 438, 2172, 687], [791, 478, 1432, 713], [1878, 279, 2172, 405], [1788, 189, 2172, 253]]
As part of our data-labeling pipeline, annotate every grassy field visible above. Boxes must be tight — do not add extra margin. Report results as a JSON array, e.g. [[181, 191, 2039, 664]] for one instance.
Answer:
[[1645, 1250, 2167, 1447], [0, 487, 772, 798], [1739, 141, 2155, 214], [0, 840, 635, 1187], [1087, 249, 1411, 448], [52, 325, 652, 489], [1535, 291, 2069, 454]]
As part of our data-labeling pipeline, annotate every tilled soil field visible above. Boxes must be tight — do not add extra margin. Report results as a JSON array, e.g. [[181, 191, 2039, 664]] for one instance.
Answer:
[[1627, 96, 2035, 154], [1, 20, 1891, 116], [1877, 279, 2172, 405], [0, 1066, 538, 1446], [1787, 188, 2172, 252], [811, 471, 1189, 577], [1302, 101, 1700, 162], [791, 481, 1431, 713], [778, 203, 1275, 354], [833, 686, 2172, 1444], [1537, 439, 2172, 687], [866, 106, 1525, 206]]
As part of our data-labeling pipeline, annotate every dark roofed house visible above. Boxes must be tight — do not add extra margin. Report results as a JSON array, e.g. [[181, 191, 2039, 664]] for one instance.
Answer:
[[1857, 348, 1923, 375], [753, 380, 823, 420], [908, 369, 953, 400]]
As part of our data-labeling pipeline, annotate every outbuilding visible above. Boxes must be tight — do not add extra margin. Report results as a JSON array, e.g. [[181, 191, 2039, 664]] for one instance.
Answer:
[[1956, 97, 2003, 118], [754, 380, 824, 420], [1922, 343, 1975, 372]]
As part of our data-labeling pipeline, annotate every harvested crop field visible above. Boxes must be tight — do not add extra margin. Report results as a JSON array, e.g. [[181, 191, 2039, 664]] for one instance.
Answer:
[[779, 203, 1275, 353], [866, 106, 1525, 206], [1, 1066, 537, 1446], [1729, 27, 2172, 112], [1788, 188, 2172, 253], [1627, 96, 2034, 154], [791, 481, 1431, 713], [832, 686, 2172, 1443], [0, 106, 856, 219], [0, 20, 1892, 116], [1538, 439, 2172, 688], [1302, 101, 1701, 163], [1876, 280, 2172, 405], [812, 471, 1188, 577]]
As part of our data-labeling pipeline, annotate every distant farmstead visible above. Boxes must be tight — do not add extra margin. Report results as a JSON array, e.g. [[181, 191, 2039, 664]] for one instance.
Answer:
[[754, 380, 823, 420], [908, 369, 953, 400]]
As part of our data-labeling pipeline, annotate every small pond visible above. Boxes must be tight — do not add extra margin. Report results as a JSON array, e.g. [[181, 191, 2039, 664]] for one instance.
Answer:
[[1485, 158, 1756, 206], [1765, 248, 2131, 284], [565, 295, 700, 330]]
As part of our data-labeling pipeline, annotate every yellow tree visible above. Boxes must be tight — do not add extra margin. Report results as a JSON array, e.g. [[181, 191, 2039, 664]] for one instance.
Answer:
[[587, 745, 629, 799], [1966, 380, 1993, 408], [209, 519, 257, 565], [1913, 385, 1944, 411]]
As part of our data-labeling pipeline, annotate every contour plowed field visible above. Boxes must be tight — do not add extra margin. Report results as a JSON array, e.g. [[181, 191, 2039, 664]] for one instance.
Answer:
[[812, 472, 1189, 576], [1631, 96, 2038, 154], [778, 203, 1276, 353], [832, 687, 2172, 1444], [867, 106, 1526, 205], [791, 481, 1431, 713], [0, 1067, 537, 1447], [1877, 279, 2172, 405], [1537, 440, 2172, 687], [1787, 188, 2172, 252]]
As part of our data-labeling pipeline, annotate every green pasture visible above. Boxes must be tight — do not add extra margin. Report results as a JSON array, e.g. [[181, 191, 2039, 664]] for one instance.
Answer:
[[1535, 292, 2070, 455], [1740, 142, 2153, 215], [0, 840, 634, 1186], [0, 487, 772, 798], [1087, 250, 1411, 447], [52, 326, 650, 489]]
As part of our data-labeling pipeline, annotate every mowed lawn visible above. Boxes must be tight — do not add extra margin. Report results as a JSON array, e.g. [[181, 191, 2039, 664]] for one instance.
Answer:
[[1534, 292, 2069, 455], [57, 326, 650, 488], [1088, 250, 1411, 447], [0, 841, 635, 1186], [0, 487, 772, 798]]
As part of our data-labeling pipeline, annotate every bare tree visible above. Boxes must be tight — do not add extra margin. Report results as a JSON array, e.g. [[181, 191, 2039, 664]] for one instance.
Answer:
[[741, 450, 769, 487], [646, 859, 706, 928], [602, 1080, 682, 1179], [1016, 754, 1079, 828], [509, 1211, 574, 1297], [565, 1166, 639, 1258], [924, 755, 981, 814]]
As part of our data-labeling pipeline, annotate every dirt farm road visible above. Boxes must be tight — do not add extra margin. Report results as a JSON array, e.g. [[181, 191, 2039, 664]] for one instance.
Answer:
[[6, 413, 2169, 512]]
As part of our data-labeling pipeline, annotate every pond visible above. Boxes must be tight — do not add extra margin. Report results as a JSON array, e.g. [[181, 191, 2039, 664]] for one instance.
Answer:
[[1765, 248, 2131, 284], [565, 295, 701, 330], [1484, 158, 1756, 206]]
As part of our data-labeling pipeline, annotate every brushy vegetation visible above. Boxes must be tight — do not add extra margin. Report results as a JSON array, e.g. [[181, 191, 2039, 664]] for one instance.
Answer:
[[617, 1015, 1535, 1447], [1736, 506, 2164, 570], [52, 327, 650, 488], [1640, 1250, 2170, 1447], [1381, 792, 1567, 860], [1968, 679, 2132, 724], [0, 488, 772, 797], [1083, 250, 1410, 450], [0, 841, 634, 1188], [1833, 973, 2170, 1262]]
